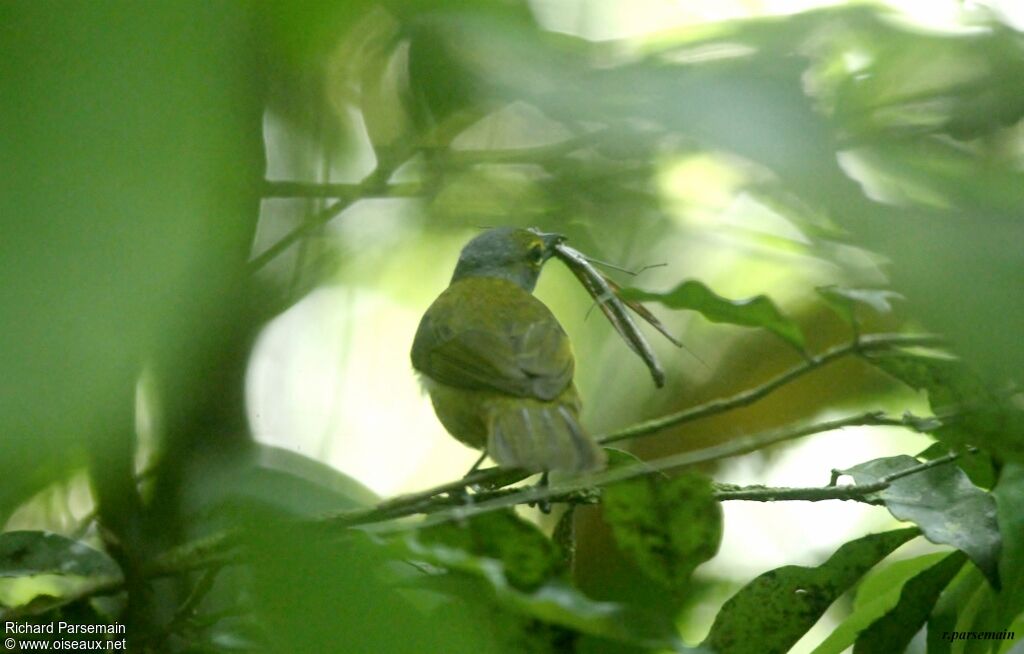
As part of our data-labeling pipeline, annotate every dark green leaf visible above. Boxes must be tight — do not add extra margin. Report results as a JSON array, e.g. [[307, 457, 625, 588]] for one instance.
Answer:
[[398, 572, 580, 654], [816, 286, 902, 326], [250, 526, 490, 654], [867, 351, 986, 413], [602, 472, 722, 589], [621, 281, 805, 353], [992, 464, 1024, 632], [811, 552, 950, 654], [417, 509, 564, 592], [917, 442, 997, 491], [399, 532, 695, 651], [840, 455, 1000, 587], [705, 527, 919, 654], [854, 551, 967, 654], [866, 351, 1024, 462], [183, 443, 378, 519], [0, 531, 119, 579]]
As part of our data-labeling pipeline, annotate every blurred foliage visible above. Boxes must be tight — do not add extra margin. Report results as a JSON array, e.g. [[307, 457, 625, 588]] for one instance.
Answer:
[[2, 0, 1023, 652]]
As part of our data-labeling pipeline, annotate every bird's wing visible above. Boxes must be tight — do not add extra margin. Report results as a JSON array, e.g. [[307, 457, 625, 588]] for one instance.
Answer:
[[413, 306, 574, 401]]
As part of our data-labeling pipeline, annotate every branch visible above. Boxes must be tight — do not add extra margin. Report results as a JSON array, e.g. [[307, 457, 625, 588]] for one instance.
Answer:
[[261, 180, 422, 199], [430, 129, 611, 167], [716, 447, 967, 502], [598, 332, 945, 445], [252, 127, 626, 270], [155, 564, 225, 643], [713, 483, 888, 503], [249, 166, 409, 272], [343, 409, 932, 532]]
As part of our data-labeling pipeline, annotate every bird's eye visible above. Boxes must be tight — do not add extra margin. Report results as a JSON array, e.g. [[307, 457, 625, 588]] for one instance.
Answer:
[[529, 245, 544, 264]]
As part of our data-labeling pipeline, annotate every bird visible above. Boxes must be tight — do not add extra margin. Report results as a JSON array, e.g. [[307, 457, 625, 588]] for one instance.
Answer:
[[411, 227, 606, 473]]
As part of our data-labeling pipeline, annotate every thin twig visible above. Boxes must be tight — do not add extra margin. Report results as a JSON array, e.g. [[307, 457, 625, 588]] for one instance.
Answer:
[[434, 131, 606, 167], [718, 446, 968, 502], [598, 332, 945, 445], [160, 564, 225, 640], [250, 167, 411, 272], [261, 180, 422, 200], [713, 483, 889, 502], [248, 199, 348, 272]]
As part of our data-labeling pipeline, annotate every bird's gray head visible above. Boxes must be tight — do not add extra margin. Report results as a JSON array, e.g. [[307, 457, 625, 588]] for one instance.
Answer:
[[451, 227, 565, 292]]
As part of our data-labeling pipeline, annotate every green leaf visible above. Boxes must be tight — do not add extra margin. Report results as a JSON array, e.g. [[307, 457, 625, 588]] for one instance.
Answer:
[[811, 552, 950, 654], [918, 442, 997, 491], [991, 464, 1024, 634], [416, 509, 564, 592], [399, 532, 695, 652], [705, 527, 919, 654], [866, 351, 1024, 462], [926, 565, 986, 654], [996, 613, 1024, 654], [840, 455, 1000, 587], [854, 551, 967, 654], [816, 286, 903, 326], [249, 525, 492, 654], [602, 472, 722, 589], [0, 531, 119, 579], [959, 588, 1006, 654], [867, 351, 984, 413], [183, 443, 379, 519], [620, 281, 805, 353]]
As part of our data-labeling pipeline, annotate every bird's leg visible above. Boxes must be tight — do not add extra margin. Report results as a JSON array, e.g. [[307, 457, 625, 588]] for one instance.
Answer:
[[447, 451, 489, 506], [464, 450, 488, 478], [529, 471, 552, 514]]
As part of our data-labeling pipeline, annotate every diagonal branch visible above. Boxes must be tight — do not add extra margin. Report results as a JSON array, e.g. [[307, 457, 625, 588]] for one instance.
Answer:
[[249, 166, 412, 272], [261, 180, 422, 200], [598, 332, 944, 445], [345, 409, 939, 532]]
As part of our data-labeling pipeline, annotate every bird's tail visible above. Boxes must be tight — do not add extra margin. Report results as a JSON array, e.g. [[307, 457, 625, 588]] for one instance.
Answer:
[[488, 402, 606, 473]]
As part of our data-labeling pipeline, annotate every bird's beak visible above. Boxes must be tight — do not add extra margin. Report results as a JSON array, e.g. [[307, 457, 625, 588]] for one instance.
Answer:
[[535, 230, 567, 259]]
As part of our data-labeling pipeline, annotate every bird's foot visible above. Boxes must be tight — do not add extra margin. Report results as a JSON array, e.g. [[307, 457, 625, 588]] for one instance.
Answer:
[[528, 471, 552, 514]]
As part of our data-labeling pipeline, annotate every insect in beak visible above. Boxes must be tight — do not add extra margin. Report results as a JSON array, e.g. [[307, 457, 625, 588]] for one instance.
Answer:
[[547, 238, 682, 388]]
